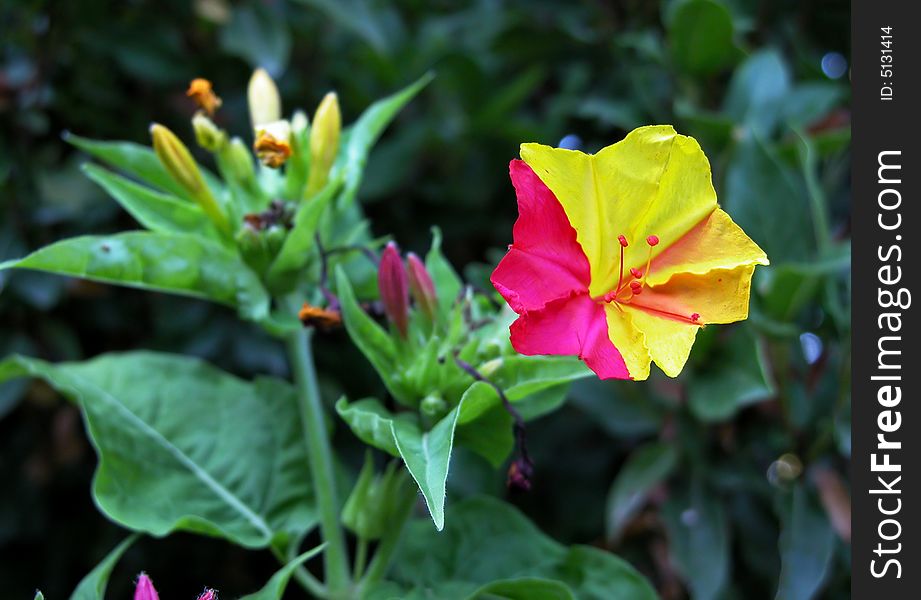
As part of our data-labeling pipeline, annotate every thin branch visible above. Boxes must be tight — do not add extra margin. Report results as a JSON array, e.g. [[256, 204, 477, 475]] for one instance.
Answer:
[[452, 351, 533, 490]]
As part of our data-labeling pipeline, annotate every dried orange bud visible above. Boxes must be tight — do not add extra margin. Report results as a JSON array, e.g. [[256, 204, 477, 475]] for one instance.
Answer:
[[253, 130, 292, 168], [298, 302, 342, 330], [186, 78, 222, 116]]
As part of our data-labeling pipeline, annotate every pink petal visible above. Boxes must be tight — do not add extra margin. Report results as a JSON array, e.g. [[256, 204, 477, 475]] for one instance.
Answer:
[[491, 160, 590, 312], [510, 293, 630, 380]]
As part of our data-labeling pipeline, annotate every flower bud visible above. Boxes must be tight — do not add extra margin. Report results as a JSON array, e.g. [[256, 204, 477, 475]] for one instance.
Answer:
[[306, 92, 341, 195], [186, 78, 222, 116], [192, 112, 227, 152], [264, 224, 286, 255], [342, 455, 415, 541], [341, 454, 378, 539], [247, 68, 281, 129], [134, 573, 160, 600], [291, 109, 309, 135], [378, 242, 409, 338], [150, 123, 230, 236], [235, 222, 271, 273], [420, 393, 447, 419], [196, 589, 217, 600], [223, 136, 257, 187], [406, 252, 437, 321]]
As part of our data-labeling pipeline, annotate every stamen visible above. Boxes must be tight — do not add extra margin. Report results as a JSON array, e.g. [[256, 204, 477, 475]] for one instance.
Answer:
[[629, 281, 643, 295], [615, 234, 628, 293], [639, 233, 658, 288], [630, 267, 642, 279], [631, 304, 703, 325]]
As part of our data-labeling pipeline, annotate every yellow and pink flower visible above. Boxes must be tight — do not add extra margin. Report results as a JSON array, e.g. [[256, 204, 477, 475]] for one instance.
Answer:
[[492, 125, 769, 380]]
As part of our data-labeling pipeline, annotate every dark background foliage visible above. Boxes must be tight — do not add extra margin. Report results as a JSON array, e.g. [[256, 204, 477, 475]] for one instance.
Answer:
[[1, 0, 850, 598]]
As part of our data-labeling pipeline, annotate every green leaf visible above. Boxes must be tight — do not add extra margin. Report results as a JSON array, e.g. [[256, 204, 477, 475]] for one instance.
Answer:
[[466, 578, 575, 600], [458, 356, 588, 426], [667, 0, 740, 76], [453, 356, 588, 467], [723, 49, 792, 135], [0, 232, 269, 322], [569, 378, 667, 438], [336, 267, 412, 402], [0, 352, 316, 548], [455, 399, 514, 467], [688, 327, 774, 422], [775, 485, 835, 600], [219, 2, 291, 76], [757, 241, 848, 322], [391, 406, 460, 531], [663, 483, 730, 600], [336, 397, 460, 530], [293, 0, 394, 55], [266, 177, 341, 286], [425, 226, 463, 317], [338, 72, 434, 205], [66, 133, 191, 199], [386, 496, 657, 600], [335, 397, 410, 457], [83, 164, 219, 239], [606, 442, 679, 541], [70, 534, 138, 600], [67, 133, 225, 201], [238, 544, 326, 600], [724, 135, 814, 264], [780, 82, 845, 129]]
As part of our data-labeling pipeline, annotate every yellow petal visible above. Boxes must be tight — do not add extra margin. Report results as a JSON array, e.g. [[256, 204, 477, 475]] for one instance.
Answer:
[[603, 304, 651, 381], [646, 208, 768, 287], [521, 126, 718, 297], [631, 265, 757, 325], [622, 305, 699, 378]]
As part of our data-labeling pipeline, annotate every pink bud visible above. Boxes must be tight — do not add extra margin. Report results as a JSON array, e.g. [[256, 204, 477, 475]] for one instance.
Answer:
[[406, 253, 438, 321], [134, 573, 159, 600], [378, 242, 409, 337], [197, 589, 217, 600]]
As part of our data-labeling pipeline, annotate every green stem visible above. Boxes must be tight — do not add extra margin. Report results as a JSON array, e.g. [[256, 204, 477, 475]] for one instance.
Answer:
[[795, 129, 832, 254], [353, 538, 369, 580], [271, 544, 327, 598], [359, 492, 416, 589], [284, 306, 351, 595]]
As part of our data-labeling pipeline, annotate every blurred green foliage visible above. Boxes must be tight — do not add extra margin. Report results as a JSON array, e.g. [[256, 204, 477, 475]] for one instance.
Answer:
[[1, 0, 849, 598]]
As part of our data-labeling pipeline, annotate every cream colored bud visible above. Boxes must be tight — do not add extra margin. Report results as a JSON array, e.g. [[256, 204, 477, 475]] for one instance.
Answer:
[[247, 68, 281, 129], [306, 92, 341, 195], [291, 109, 309, 135]]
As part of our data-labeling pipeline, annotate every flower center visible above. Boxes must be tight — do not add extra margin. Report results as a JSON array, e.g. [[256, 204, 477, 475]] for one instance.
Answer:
[[598, 233, 702, 325]]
